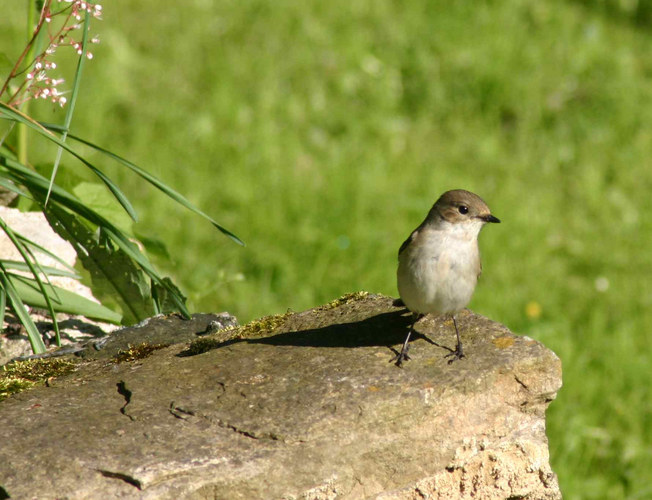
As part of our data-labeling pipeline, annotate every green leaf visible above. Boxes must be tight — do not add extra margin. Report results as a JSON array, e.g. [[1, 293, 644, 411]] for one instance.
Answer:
[[6, 273, 122, 323], [2, 142, 190, 320], [43, 204, 154, 325], [152, 277, 187, 315], [73, 181, 134, 235], [133, 231, 172, 263]]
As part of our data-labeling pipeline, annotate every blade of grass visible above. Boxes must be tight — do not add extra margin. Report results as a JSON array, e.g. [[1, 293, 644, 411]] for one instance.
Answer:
[[0, 287, 5, 331], [7, 272, 122, 323], [14, 233, 77, 273], [0, 176, 30, 199], [0, 260, 79, 278], [0, 102, 138, 222], [68, 133, 244, 245], [0, 122, 17, 150], [8, 230, 71, 299], [37, 123, 243, 246], [0, 216, 61, 345], [0, 262, 46, 353]]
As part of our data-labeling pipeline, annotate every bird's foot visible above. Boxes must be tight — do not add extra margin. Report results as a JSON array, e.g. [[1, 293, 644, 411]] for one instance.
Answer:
[[391, 345, 411, 367], [445, 345, 465, 364]]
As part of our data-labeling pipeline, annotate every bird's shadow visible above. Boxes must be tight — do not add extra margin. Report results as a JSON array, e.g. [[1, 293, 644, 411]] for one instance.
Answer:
[[179, 308, 449, 357]]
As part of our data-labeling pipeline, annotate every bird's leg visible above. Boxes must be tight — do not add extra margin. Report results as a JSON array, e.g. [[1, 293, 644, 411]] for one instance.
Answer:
[[445, 315, 465, 363], [393, 313, 422, 367]]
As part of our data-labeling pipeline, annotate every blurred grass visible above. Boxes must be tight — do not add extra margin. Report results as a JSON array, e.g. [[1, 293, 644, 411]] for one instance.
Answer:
[[2, 0, 652, 497]]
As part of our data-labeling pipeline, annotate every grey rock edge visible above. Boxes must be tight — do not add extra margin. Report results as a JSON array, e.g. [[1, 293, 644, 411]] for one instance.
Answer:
[[0, 293, 562, 500]]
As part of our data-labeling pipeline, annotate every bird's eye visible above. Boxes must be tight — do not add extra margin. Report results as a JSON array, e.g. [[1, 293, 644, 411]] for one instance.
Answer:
[[458, 205, 469, 215]]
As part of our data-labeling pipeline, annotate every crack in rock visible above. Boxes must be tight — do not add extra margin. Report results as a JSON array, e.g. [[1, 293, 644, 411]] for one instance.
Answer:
[[169, 402, 196, 420], [97, 469, 142, 489], [116, 381, 135, 421], [216, 419, 280, 441], [514, 375, 529, 390]]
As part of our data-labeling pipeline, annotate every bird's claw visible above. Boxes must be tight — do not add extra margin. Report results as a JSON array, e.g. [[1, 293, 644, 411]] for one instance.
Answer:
[[391, 345, 411, 367], [445, 346, 465, 364]]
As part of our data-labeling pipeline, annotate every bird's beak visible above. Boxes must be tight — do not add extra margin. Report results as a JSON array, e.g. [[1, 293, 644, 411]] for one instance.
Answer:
[[480, 214, 501, 223]]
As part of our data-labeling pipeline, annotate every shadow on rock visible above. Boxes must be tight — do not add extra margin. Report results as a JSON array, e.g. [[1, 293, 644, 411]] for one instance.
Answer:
[[254, 309, 414, 348], [178, 308, 440, 357]]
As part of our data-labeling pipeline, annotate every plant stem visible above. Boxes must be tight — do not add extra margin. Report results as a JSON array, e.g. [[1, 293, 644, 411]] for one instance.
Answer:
[[17, 0, 38, 166]]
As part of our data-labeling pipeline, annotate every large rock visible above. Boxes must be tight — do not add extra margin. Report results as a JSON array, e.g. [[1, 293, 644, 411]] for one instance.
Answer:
[[0, 293, 562, 499]]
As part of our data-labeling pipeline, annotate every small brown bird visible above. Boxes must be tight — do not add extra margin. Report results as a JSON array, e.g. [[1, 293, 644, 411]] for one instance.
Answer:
[[395, 189, 500, 366]]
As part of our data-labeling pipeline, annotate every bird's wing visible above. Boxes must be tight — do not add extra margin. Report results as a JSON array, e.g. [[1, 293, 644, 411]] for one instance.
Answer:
[[398, 229, 419, 257]]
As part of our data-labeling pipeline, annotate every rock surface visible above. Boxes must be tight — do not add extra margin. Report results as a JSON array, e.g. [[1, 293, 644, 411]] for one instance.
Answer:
[[0, 293, 562, 499]]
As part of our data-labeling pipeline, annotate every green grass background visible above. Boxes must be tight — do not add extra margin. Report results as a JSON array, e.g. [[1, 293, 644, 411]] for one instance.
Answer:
[[2, 0, 652, 497]]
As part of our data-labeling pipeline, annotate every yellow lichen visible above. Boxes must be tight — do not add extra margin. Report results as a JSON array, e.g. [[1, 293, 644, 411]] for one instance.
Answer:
[[492, 336, 515, 349], [0, 377, 36, 401], [320, 291, 370, 311], [0, 358, 78, 402], [185, 312, 294, 356], [237, 311, 293, 337], [111, 342, 170, 363]]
